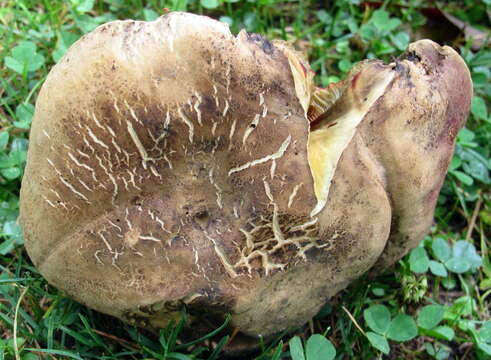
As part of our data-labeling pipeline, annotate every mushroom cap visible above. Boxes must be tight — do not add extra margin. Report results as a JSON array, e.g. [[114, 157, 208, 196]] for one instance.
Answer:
[[20, 12, 472, 339]]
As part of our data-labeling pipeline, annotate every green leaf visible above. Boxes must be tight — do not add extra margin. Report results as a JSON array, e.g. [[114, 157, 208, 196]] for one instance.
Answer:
[[373, 39, 396, 55], [445, 296, 474, 319], [387, 314, 417, 342], [409, 247, 429, 273], [371, 287, 385, 297], [458, 319, 476, 332], [366, 332, 390, 354], [442, 276, 456, 289], [53, 31, 80, 62], [472, 72, 489, 88], [74, 14, 113, 33], [391, 31, 410, 50], [243, 12, 258, 31], [424, 342, 436, 356], [338, 59, 352, 72], [429, 260, 448, 277], [479, 321, 491, 342], [289, 336, 305, 360], [170, 0, 188, 11], [24, 349, 83, 360], [459, 147, 491, 169], [425, 342, 451, 360], [449, 156, 462, 171], [0, 132, 9, 151], [167, 353, 192, 360], [417, 305, 444, 330], [10, 137, 28, 153], [385, 18, 402, 32], [143, 8, 159, 21], [364, 305, 391, 335], [359, 23, 376, 42], [326, 76, 340, 84], [3, 220, 23, 242], [219, 16, 233, 26], [316, 10, 332, 24], [462, 158, 490, 184], [471, 96, 488, 121], [451, 170, 474, 186], [432, 237, 451, 262], [75, 0, 95, 13], [457, 127, 476, 143], [22, 353, 40, 360], [0, 237, 16, 255], [5, 41, 45, 74], [346, 17, 358, 33], [14, 103, 34, 129], [7, 149, 27, 168], [371, 9, 401, 33], [7, 337, 25, 349], [1, 167, 21, 180], [270, 341, 283, 360], [201, 0, 219, 9], [305, 335, 335, 360], [335, 40, 350, 54], [75, 15, 99, 33], [453, 241, 482, 271], [445, 257, 471, 273], [481, 278, 491, 290], [478, 343, 491, 356], [372, 9, 389, 30], [431, 326, 455, 341]]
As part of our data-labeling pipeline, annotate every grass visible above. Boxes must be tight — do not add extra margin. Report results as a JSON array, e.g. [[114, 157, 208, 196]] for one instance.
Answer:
[[1, 0, 490, 359]]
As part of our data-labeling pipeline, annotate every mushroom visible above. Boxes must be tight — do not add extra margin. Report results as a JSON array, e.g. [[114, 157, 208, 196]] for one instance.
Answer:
[[19, 12, 472, 344]]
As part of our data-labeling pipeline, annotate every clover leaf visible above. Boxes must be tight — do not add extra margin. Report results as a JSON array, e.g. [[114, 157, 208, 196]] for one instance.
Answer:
[[5, 41, 45, 74]]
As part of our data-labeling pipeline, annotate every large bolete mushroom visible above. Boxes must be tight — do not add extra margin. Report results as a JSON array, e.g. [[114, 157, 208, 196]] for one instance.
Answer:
[[20, 12, 472, 344]]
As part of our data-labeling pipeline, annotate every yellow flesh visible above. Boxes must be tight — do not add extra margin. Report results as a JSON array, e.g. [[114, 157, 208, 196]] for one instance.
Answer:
[[284, 49, 314, 116], [285, 50, 395, 217], [307, 72, 395, 216]]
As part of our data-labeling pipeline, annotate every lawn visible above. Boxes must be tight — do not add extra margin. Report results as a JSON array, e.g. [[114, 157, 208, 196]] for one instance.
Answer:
[[1, 0, 490, 359]]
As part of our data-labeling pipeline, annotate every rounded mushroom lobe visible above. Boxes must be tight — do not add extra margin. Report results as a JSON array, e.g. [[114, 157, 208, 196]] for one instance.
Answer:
[[19, 11, 472, 349]]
